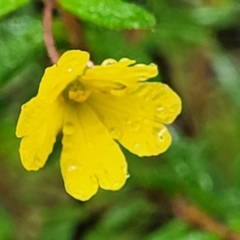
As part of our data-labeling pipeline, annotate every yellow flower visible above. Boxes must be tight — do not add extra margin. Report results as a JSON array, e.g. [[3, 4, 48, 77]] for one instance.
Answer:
[[16, 50, 181, 201]]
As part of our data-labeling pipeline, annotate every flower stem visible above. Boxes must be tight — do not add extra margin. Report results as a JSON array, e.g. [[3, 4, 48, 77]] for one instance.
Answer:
[[43, 0, 59, 64]]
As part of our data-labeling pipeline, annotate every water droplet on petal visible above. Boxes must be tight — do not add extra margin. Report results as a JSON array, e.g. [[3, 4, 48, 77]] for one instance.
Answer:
[[119, 58, 130, 63], [124, 117, 132, 125], [109, 127, 121, 139], [63, 122, 74, 135], [68, 165, 77, 171], [126, 173, 130, 179], [131, 122, 140, 131], [158, 129, 166, 141], [67, 68, 72, 72], [134, 85, 148, 97], [157, 104, 164, 112], [101, 58, 117, 66], [152, 94, 161, 101], [33, 156, 42, 165], [133, 143, 141, 150]]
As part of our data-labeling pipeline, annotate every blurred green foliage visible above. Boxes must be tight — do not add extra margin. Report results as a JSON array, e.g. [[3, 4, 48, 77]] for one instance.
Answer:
[[1, 0, 240, 239], [59, 0, 156, 30]]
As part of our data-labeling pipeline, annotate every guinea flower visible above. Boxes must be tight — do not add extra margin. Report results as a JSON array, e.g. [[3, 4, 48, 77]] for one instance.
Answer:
[[16, 50, 181, 201]]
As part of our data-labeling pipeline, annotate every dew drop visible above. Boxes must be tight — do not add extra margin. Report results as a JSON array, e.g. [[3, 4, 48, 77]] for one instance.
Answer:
[[157, 104, 164, 112], [67, 68, 72, 73], [119, 58, 130, 63], [110, 89, 126, 97], [152, 94, 161, 101], [33, 156, 42, 165], [21, 104, 27, 110], [133, 143, 141, 150], [158, 129, 166, 141], [68, 165, 77, 171], [131, 122, 140, 131], [101, 58, 117, 66], [63, 122, 74, 135], [126, 173, 130, 179], [109, 127, 121, 139], [135, 85, 147, 97], [124, 117, 132, 125]]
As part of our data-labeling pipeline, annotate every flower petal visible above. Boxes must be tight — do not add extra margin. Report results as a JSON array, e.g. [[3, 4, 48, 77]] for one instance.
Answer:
[[81, 58, 158, 89], [87, 82, 181, 156], [16, 97, 64, 170], [38, 50, 89, 100], [60, 103, 127, 201]]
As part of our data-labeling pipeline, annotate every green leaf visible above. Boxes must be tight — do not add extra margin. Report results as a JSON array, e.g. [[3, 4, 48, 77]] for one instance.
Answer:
[[0, 0, 30, 17], [0, 12, 44, 86], [59, 0, 156, 30]]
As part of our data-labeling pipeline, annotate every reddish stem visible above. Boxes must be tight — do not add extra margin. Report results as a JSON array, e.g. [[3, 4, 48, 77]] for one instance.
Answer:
[[43, 0, 59, 64]]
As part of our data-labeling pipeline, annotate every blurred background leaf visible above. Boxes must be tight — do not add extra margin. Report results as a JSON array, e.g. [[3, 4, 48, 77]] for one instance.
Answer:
[[58, 0, 156, 30], [0, 0, 30, 17]]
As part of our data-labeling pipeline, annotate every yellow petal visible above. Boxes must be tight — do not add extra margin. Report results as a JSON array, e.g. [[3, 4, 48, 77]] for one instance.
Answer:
[[38, 50, 89, 100], [81, 58, 158, 89], [60, 103, 127, 201], [16, 97, 64, 170], [87, 82, 182, 156]]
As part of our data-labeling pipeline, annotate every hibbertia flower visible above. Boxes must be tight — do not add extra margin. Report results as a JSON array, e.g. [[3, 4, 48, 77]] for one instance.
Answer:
[[16, 50, 181, 201]]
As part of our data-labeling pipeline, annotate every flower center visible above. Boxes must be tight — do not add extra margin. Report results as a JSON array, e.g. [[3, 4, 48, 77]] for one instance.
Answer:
[[64, 79, 91, 103]]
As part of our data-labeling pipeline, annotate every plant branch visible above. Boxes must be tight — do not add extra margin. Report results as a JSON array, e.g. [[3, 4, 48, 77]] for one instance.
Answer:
[[171, 197, 240, 240]]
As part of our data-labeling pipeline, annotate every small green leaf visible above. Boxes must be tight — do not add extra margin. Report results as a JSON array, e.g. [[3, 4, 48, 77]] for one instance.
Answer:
[[0, 0, 30, 17], [59, 0, 156, 30]]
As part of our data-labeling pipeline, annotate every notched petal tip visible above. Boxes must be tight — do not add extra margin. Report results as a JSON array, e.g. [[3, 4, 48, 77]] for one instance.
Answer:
[[61, 159, 99, 201], [64, 180, 98, 201], [97, 163, 128, 191], [19, 148, 46, 171]]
